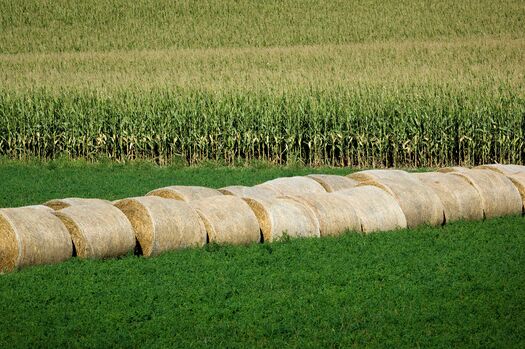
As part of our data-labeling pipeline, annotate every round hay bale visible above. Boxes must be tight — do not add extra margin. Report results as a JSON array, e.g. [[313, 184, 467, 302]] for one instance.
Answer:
[[507, 173, 525, 213], [147, 186, 222, 202], [256, 176, 326, 196], [243, 197, 320, 242], [285, 193, 361, 236], [53, 203, 135, 259], [446, 169, 522, 218], [219, 185, 279, 200], [44, 198, 112, 210], [306, 174, 358, 192], [114, 196, 207, 257], [475, 164, 525, 176], [190, 196, 260, 245], [438, 166, 471, 173], [0, 205, 72, 272], [414, 172, 484, 222], [337, 186, 407, 233], [349, 170, 444, 228]]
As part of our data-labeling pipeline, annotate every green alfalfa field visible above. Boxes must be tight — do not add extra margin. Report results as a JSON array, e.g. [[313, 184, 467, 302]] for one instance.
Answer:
[[0, 161, 524, 347], [1, 0, 525, 347]]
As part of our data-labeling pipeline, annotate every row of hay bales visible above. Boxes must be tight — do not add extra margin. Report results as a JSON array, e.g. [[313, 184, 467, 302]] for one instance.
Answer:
[[1, 164, 524, 272]]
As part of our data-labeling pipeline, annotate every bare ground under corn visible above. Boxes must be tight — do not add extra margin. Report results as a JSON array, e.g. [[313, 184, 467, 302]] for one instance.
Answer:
[[0, 0, 524, 166]]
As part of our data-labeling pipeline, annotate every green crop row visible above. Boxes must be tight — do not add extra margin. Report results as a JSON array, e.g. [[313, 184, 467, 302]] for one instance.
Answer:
[[1, 0, 523, 54], [1, 85, 523, 167]]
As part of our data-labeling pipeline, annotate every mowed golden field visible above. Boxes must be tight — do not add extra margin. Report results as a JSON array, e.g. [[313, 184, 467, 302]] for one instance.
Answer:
[[0, 0, 524, 166]]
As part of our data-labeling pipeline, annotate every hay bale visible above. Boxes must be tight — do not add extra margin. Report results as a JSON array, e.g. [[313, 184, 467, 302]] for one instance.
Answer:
[[147, 186, 222, 202], [44, 198, 112, 210], [256, 176, 326, 196], [53, 203, 135, 259], [438, 166, 471, 173], [349, 170, 444, 228], [442, 168, 522, 218], [0, 205, 72, 272], [114, 196, 206, 257], [219, 185, 279, 200], [243, 197, 320, 242], [191, 196, 260, 245], [414, 172, 484, 222], [505, 173, 525, 214], [306, 174, 358, 192], [285, 193, 360, 236], [337, 187, 407, 233], [476, 164, 525, 176]]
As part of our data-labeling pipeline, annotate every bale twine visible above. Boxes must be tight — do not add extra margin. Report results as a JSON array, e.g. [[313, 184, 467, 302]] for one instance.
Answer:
[[53, 203, 135, 259], [114, 196, 207, 257], [414, 172, 483, 222], [190, 196, 260, 245], [285, 193, 361, 236], [0, 205, 72, 272], [44, 198, 112, 210], [306, 174, 358, 192], [147, 186, 222, 202], [219, 185, 279, 200], [349, 170, 444, 228], [337, 186, 407, 233], [506, 173, 525, 214], [440, 168, 522, 218], [243, 197, 320, 242], [256, 176, 326, 196], [475, 164, 525, 176]]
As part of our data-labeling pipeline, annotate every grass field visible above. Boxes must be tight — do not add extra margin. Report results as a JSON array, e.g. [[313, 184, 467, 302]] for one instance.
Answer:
[[1, 0, 524, 166], [0, 159, 353, 207], [0, 161, 524, 347]]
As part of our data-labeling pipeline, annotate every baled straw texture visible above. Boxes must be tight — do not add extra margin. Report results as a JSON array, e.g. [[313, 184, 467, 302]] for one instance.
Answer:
[[114, 196, 207, 257], [337, 186, 407, 233], [243, 197, 320, 242], [349, 170, 444, 228], [219, 185, 279, 200], [147, 185, 222, 202], [306, 174, 358, 192], [506, 173, 525, 214], [191, 196, 260, 245], [256, 176, 326, 196], [53, 203, 135, 259], [414, 172, 483, 222], [438, 168, 522, 218], [0, 205, 72, 272], [475, 164, 525, 176], [439, 166, 471, 173], [44, 198, 112, 210], [286, 193, 361, 236]]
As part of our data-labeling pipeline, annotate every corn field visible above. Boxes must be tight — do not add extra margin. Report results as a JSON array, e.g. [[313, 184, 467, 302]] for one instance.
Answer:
[[1, 86, 523, 167], [1, 0, 524, 167]]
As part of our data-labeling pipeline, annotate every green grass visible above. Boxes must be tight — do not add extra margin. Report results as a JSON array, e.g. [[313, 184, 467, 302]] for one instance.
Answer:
[[0, 159, 353, 207], [0, 216, 523, 347], [0, 162, 523, 347]]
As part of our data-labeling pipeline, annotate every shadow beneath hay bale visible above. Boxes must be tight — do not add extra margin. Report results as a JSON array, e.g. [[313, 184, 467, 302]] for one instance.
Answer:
[[134, 239, 143, 256]]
